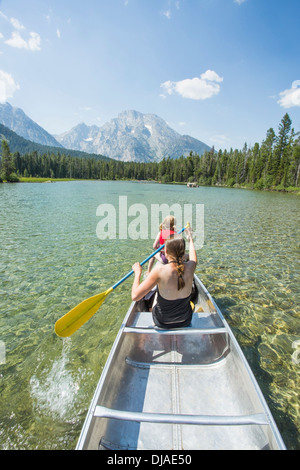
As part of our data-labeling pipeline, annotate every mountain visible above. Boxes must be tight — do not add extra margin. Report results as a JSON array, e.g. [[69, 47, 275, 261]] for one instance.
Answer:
[[0, 102, 62, 148], [0, 104, 211, 163], [0, 122, 110, 161], [55, 110, 211, 162]]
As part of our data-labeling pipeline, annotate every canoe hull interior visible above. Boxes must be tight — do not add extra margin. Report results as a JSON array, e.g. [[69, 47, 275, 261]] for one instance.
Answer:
[[76, 276, 285, 450]]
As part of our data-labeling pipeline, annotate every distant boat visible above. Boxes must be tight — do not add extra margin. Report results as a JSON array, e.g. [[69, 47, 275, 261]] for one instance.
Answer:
[[187, 182, 198, 187], [76, 274, 285, 450]]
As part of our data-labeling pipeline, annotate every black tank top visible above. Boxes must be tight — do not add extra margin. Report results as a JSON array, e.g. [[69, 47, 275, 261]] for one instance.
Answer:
[[152, 289, 192, 328]]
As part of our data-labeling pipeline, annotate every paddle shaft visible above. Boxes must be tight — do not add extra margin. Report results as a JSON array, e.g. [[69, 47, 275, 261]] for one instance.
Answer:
[[112, 225, 187, 290]]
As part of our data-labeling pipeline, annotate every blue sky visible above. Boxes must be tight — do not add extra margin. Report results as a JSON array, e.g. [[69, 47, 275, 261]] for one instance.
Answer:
[[0, 0, 299, 150]]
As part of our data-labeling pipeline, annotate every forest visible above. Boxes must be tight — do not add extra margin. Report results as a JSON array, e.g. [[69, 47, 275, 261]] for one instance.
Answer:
[[1, 113, 299, 190]]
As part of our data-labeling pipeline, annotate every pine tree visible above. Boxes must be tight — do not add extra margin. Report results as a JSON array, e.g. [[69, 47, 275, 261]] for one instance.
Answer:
[[273, 113, 293, 185], [290, 139, 300, 187], [0, 139, 18, 181]]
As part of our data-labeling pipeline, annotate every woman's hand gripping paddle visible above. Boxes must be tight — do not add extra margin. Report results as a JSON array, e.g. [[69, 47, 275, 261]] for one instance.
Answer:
[[54, 224, 189, 337]]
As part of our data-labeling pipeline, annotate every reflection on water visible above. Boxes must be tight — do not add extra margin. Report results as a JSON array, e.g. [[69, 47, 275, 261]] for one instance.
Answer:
[[0, 181, 299, 449]]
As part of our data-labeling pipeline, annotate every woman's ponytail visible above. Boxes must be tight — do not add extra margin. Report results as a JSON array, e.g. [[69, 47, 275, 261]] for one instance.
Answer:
[[176, 256, 185, 290], [165, 238, 186, 290]]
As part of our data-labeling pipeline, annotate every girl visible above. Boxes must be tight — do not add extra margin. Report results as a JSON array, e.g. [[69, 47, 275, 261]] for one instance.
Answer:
[[146, 215, 176, 275], [132, 226, 197, 328]]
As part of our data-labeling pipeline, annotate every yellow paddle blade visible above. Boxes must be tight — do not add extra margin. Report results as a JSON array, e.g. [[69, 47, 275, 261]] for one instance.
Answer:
[[54, 287, 113, 338]]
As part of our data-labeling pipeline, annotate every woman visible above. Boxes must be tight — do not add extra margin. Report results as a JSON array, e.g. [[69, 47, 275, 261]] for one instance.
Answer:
[[132, 227, 197, 328], [146, 215, 176, 274]]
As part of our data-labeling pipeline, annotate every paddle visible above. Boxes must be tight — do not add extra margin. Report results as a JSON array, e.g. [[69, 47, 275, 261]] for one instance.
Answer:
[[54, 224, 189, 337]]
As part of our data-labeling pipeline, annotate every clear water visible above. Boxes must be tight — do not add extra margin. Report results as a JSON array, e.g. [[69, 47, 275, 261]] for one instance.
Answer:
[[0, 181, 299, 449]]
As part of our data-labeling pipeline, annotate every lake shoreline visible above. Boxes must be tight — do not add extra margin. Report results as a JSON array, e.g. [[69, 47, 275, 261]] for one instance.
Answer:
[[2, 176, 299, 195]]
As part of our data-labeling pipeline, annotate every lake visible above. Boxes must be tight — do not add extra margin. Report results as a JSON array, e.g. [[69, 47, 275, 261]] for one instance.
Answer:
[[0, 181, 299, 450]]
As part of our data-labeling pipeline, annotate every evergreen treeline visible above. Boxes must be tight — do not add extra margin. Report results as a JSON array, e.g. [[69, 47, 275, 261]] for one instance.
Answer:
[[1, 113, 299, 190]]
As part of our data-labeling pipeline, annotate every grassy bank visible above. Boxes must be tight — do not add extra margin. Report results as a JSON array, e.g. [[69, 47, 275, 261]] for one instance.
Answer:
[[18, 177, 79, 183], [210, 181, 300, 195]]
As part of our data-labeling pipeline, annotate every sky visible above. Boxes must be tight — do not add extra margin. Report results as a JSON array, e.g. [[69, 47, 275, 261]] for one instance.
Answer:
[[0, 0, 299, 151]]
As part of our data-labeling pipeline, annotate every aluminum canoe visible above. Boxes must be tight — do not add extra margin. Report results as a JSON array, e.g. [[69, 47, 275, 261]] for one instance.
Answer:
[[76, 274, 286, 450]]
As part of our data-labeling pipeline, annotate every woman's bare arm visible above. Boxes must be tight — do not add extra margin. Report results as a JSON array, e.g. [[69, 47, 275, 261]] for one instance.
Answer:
[[131, 263, 160, 301], [186, 227, 197, 264], [153, 232, 161, 249]]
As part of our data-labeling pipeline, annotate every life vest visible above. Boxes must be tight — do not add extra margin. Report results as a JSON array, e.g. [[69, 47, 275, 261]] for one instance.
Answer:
[[159, 229, 175, 246]]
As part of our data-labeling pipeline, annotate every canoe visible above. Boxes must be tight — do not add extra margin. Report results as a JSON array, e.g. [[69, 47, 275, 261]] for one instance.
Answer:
[[76, 274, 286, 450]]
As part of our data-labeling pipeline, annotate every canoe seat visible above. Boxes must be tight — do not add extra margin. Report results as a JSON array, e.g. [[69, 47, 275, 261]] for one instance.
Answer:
[[127, 310, 224, 330]]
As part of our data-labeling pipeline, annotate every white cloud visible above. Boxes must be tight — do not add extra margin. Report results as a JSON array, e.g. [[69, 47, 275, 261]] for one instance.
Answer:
[[162, 10, 172, 19], [161, 70, 223, 100], [79, 106, 92, 112], [56, 28, 61, 39], [234, 0, 247, 5], [5, 30, 41, 51], [278, 80, 300, 108], [161, 1, 180, 19], [0, 11, 8, 21], [209, 134, 230, 146], [10, 17, 25, 30], [5, 31, 27, 49], [27, 32, 41, 51], [0, 12, 41, 51], [0, 70, 20, 103]]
